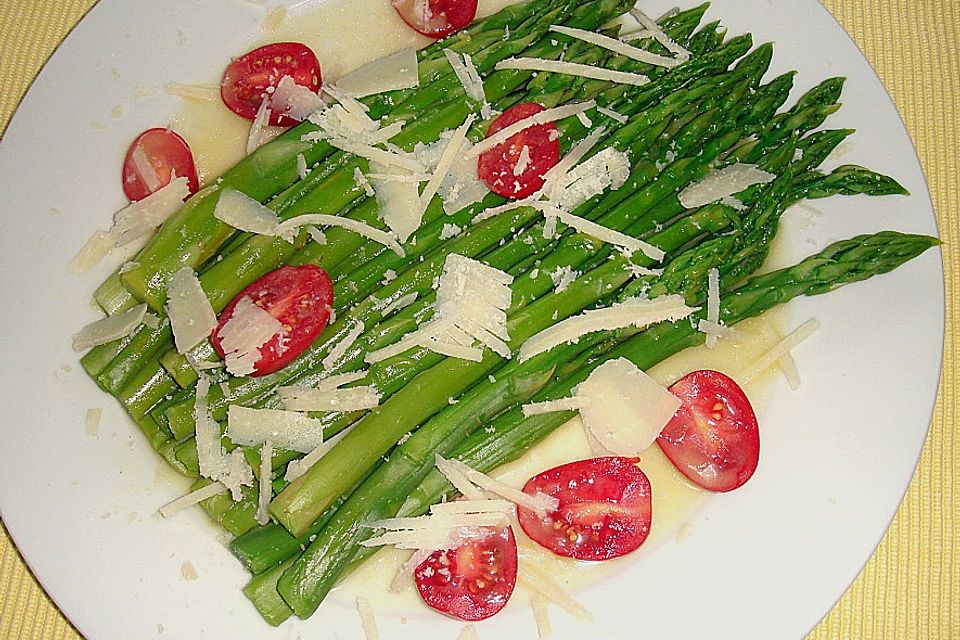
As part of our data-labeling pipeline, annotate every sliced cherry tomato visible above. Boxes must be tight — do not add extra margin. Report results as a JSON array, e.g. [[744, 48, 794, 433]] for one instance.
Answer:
[[392, 0, 478, 38], [657, 370, 760, 492], [477, 102, 561, 199], [210, 265, 333, 377], [220, 42, 321, 126], [517, 457, 652, 561], [414, 525, 517, 621], [121, 128, 199, 202]]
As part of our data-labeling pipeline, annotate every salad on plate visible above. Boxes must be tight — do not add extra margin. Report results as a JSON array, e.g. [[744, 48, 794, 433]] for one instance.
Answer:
[[68, 0, 939, 634]]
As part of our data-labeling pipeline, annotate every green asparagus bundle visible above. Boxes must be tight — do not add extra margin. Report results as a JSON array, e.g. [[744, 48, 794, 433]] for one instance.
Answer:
[[75, 0, 937, 627]]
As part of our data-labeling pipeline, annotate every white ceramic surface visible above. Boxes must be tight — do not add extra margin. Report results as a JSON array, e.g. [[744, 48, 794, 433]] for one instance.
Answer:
[[0, 0, 943, 639]]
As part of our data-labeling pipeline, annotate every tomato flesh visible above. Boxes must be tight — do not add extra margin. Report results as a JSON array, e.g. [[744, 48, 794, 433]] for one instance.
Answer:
[[210, 265, 333, 377], [392, 0, 478, 38], [220, 42, 321, 126], [414, 525, 517, 621], [657, 370, 760, 492], [121, 128, 198, 202], [477, 102, 561, 199], [517, 457, 652, 561]]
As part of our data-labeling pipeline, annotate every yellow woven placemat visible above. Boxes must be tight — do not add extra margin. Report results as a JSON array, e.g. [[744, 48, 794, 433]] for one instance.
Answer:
[[0, 1, 956, 638]]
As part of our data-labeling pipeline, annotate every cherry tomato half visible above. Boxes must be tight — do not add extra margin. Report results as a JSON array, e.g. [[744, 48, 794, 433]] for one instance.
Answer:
[[414, 525, 518, 621], [477, 102, 561, 199], [220, 42, 322, 126], [121, 128, 199, 202], [210, 265, 333, 377], [392, 0, 478, 38], [657, 370, 760, 492], [517, 457, 652, 561]]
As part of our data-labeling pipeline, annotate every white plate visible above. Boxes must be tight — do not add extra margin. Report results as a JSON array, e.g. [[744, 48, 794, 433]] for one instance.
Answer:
[[0, 0, 943, 638]]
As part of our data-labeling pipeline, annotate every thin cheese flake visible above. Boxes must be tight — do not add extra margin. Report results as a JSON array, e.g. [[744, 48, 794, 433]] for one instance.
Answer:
[[214, 189, 280, 235], [678, 163, 776, 209], [469, 101, 597, 157], [381, 291, 419, 316], [521, 397, 589, 417], [495, 58, 650, 87], [158, 482, 227, 518], [217, 297, 283, 376], [73, 303, 148, 351], [435, 456, 558, 517], [109, 176, 190, 247], [575, 358, 680, 456], [226, 405, 326, 453], [246, 98, 274, 154], [744, 318, 820, 382], [321, 320, 365, 370], [519, 562, 592, 622], [166, 267, 218, 354], [335, 48, 419, 98], [443, 49, 488, 114], [297, 153, 309, 180], [519, 295, 696, 361], [419, 115, 476, 217], [704, 267, 721, 348], [369, 161, 421, 244], [625, 8, 691, 61], [277, 384, 381, 413], [270, 75, 324, 121], [356, 597, 380, 640], [256, 440, 273, 525], [276, 214, 404, 255], [543, 207, 664, 261], [283, 427, 351, 482], [531, 594, 552, 639], [550, 24, 682, 68]]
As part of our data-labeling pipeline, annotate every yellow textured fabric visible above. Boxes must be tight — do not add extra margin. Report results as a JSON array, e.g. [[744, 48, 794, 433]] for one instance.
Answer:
[[0, 0, 956, 638]]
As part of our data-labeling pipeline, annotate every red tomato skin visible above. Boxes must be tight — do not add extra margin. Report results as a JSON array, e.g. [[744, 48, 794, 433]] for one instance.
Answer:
[[477, 102, 561, 199], [414, 525, 518, 621], [121, 128, 199, 202], [210, 265, 333, 377], [517, 457, 652, 561], [392, 0, 478, 38], [220, 42, 321, 126], [657, 370, 760, 492]]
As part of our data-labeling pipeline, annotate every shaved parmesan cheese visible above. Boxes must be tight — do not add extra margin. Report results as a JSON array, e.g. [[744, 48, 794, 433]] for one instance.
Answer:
[[469, 101, 597, 157], [336, 48, 419, 98], [315, 370, 368, 391], [297, 153, 309, 179], [369, 162, 421, 244], [575, 358, 680, 456], [496, 57, 650, 87], [419, 115, 476, 217], [194, 377, 227, 480], [531, 594, 552, 639], [69, 230, 115, 274], [541, 126, 607, 189], [217, 297, 283, 376], [744, 318, 820, 383], [678, 164, 775, 209], [158, 481, 227, 518], [544, 207, 663, 261], [73, 303, 147, 351], [366, 255, 512, 362], [356, 597, 380, 640], [439, 223, 462, 240], [276, 214, 404, 255], [514, 145, 532, 176], [277, 384, 380, 413], [214, 189, 280, 235], [697, 319, 744, 342], [597, 105, 628, 124], [131, 144, 162, 192], [444, 49, 489, 117], [522, 397, 589, 417], [549, 265, 577, 292], [704, 268, 721, 348], [226, 405, 326, 453], [165, 82, 219, 101], [458, 625, 480, 640], [283, 426, 351, 482], [354, 167, 375, 197], [625, 8, 691, 62], [381, 291, 418, 316], [519, 295, 696, 361], [321, 137, 423, 172], [361, 509, 507, 550], [247, 98, 273, 154], [778, 350, 803, 390], [545, 149, 630, 213], [270, 75, 324, 122], [550, 24, 682, 68], [256, 440, 273, 525], [435, 456, 558, 517], [436, 140, 490, 213], [166, 267, 217, 354], [519, 562, 592, 622], [430, 499, 514, 515], [321, 320, 365, 370], [110, 176, 190, 246], [306, 226, 327, 245]]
